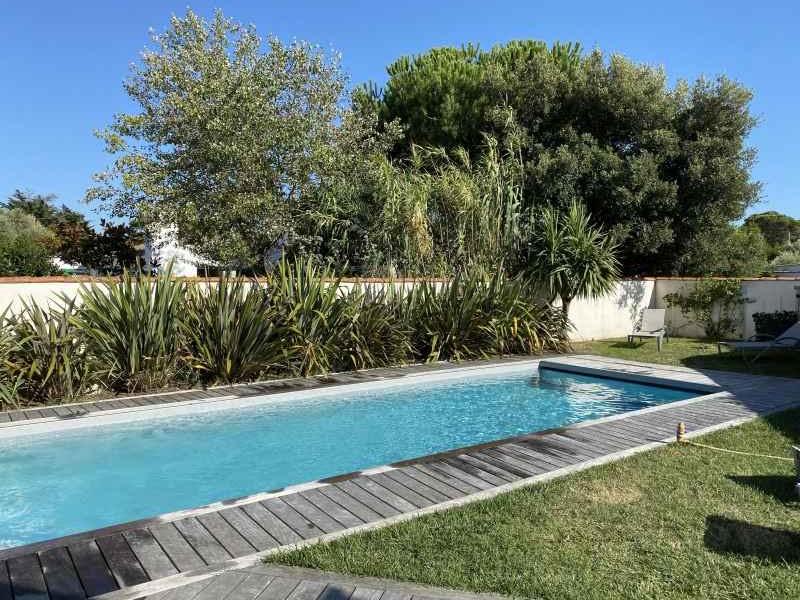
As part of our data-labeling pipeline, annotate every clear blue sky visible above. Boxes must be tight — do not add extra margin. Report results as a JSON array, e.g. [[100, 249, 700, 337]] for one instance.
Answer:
[[2, 0, 799, 225]]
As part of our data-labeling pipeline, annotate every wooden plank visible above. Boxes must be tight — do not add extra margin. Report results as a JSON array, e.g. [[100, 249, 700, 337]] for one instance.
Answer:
[[68, 540, 118, 597], [300, 489, 364, 529], [282, 494, 346, 534], [158, 578, 214, 600], [148, 523, 206, 572], [349, 587, 384, 600], [466, 450, 537, 478], [368, 473, 435, 508], [455, 453, 522, 480], [0, 562, 11, 600], [95, 533, 150, 588], [350, 477, 418, 513], [39, 546, 87, 600], [411, 464, 479, 495], [485, 445, 553, 473], [193, 571, 248, 600], [241, 502, 302, 546], [501, 442, 566, 469], [382, 469, 451, 504], [260, 498, 325, 539], [254, 576, 300, 600], [378, 591, 412, 600], [223, 573, 274, 600], [7, 554, 49, 600], [333, 481, 400, 519], [286, 580, 328, 600], [173, 517, 232, 564], [442, 457, 506, 486], [316, 486, 384, 523], [197, 512, 256, 558], [316, 583, 355, 600], [219, 507, 280, 551], [427, 461, 493, 491], [123, 528, 178, 580], [397, 466, 465, 500]]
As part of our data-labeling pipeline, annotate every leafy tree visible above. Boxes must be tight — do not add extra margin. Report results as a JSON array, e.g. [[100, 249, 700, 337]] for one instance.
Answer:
[[5, 190, 94, 264], [366, 44, 760, 276], [681, 223, 769, 276], [89, 9, 397, 269], [744, 211, 800, 258], [80, 220, 142, 275], [772, 240, 800, 268], [524, 201, 620, 317], [0, 208, 57, 276]]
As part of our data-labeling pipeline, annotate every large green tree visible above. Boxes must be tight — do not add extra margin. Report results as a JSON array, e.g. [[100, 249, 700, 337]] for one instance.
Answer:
[[89, 9, 396, 269], [365, 44, 760, 276], [744, 211, 800, 258]]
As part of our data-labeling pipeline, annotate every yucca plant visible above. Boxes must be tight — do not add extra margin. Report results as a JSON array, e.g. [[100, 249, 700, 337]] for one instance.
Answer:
[[0, 308, 24, 409], [266, 257, 347, 376], [7, 298, 91, 404], [75, 265, 186, 392], [335, 285, 412, 370], [183, 275, 282, 384]]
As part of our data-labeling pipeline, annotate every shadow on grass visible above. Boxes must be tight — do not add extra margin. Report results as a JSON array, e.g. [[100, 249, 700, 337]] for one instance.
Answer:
[[727, 475, 799, 504], [608, 341, 645, 349], [704, 515, 800, 564]]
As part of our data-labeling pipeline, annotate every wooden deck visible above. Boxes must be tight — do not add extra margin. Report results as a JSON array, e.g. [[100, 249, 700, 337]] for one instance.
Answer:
[[0, 356, 797, 600]]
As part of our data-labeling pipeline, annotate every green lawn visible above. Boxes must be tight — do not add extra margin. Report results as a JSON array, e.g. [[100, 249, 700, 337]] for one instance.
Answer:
[[272, 409, 800, 599], [572, 336, 800, 379]]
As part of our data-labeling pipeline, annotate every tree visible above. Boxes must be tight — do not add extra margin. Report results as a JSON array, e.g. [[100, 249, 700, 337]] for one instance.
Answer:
[[5, 190, 94, 264], [681, 223, 769, 277], [0, 209, 57, 276], [89, 9, 395, 269], [524, 201, 620, 318], [366, 43, 760, 276], [744, 211, 800, 258], [80, 220, 142, 275]]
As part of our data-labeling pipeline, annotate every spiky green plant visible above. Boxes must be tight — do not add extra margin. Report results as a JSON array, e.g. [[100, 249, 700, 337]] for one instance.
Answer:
[[7, 298, 92, 404], [525, 201, 620, 318], [0, 308, 23, 409], [335, 285, 412, 370], [183, 275, 281, 384], [75, 266, 186, 392], [267, 257, 347, 376]]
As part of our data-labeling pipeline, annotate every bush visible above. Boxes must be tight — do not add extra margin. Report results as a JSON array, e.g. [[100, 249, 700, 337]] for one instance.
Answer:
[[0, 208, 57, 276], [183, 275, 281, 383], [663, 279, 749, 340], [752, 310, 798, 338], [7, 298, 92, 404], [75, 267, 186, 392]]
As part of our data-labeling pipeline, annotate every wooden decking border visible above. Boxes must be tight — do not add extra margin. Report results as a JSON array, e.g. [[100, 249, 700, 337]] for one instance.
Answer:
[[0, 356, 797, 600]]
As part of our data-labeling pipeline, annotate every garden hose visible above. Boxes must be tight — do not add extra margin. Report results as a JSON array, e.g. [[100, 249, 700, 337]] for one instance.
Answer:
[[675, 421, 794, 462]]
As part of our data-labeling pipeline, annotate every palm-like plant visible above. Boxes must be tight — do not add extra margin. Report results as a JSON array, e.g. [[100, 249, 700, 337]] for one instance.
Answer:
[[183, 275, 281, 384], [525, 201, 620, 318], [75, 265, 186, 392]]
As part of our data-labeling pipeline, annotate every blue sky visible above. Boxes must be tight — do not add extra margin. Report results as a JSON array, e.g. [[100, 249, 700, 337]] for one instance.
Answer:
[[1, 1, 798, 225]]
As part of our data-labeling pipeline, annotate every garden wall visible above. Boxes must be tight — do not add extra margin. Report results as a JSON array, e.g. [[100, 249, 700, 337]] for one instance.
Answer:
[[1, 276, 797, 341]]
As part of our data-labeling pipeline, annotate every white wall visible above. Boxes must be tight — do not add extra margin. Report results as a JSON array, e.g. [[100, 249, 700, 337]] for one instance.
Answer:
[[565, 280, 655, 341], [0, 277, 797, 341]]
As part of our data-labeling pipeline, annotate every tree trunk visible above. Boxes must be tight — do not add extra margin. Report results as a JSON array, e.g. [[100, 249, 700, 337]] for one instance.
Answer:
[[561, 296, 572, 320]]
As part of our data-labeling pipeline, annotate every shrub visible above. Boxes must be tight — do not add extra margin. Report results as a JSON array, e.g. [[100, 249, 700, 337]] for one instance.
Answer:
[[0, 208, 57, 276], [664, 279, 749, 340], [0, 310, 23, 410], [75, 266, 186, 392], [7, 298, 92, 403], [752, 310, 798, 338], [183, 275, 281, 384]]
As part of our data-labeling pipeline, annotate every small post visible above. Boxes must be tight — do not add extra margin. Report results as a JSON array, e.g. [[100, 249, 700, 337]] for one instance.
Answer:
[[793, 446, 800, 499], [676, 422, 686, 443]]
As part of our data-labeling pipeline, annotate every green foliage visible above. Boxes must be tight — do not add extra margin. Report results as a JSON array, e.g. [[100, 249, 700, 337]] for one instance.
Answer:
[[744, 211, 800, 259], [75, 266, 186, 392], [683, 223, 769, 277], [0, 311, 23, 409], [752, 311, 799, 338], [0, 208, 57, 276], [771, 240, 800, 268], [89, 9, 397, 269], [7, 298, 92, 403], [183, 275, 280, 384], [524, 202, 620, 315], [368, 43, 760, 276], [403, 270, 570, 362], [664, 279, 749, 340]]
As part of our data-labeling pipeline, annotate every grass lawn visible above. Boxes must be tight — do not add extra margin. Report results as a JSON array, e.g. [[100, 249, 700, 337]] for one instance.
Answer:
[[572, 336, 800, 379], [272, 409, 800, 599]]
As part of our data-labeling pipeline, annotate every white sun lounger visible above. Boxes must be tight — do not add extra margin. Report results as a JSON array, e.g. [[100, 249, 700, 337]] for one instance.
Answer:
[[717, 321, 800, 361], [628, 308, 667, 352]]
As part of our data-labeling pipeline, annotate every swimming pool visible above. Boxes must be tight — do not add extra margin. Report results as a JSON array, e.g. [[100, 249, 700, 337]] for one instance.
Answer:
[[0, 363, 697, 548]]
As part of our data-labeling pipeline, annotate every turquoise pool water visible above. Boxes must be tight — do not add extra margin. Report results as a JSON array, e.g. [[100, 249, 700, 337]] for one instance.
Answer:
[[0, 365, 695, 548]]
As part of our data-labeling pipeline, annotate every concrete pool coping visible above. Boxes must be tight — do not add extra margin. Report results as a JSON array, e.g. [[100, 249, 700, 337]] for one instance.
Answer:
[[0, 355, 797, 600]]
